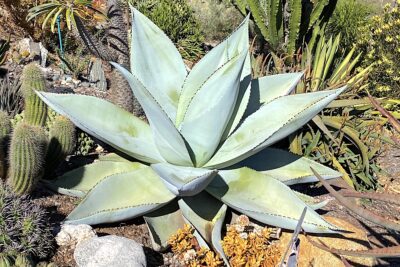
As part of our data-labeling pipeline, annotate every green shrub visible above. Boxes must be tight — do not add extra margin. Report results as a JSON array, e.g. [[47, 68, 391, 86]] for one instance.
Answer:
[[188, 0, 243, 44], [129, 0, 204, 61], [326, 0, 373, 52], [358, 1, 400, 97]]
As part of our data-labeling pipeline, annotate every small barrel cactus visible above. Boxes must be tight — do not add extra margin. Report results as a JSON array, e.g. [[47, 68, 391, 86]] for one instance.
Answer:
[[8, 123, 47, 194], [21, 64, 47, 127], [0, 184, 53, 260], [45, 115, 76, 178], [0, 111, 11, 180]]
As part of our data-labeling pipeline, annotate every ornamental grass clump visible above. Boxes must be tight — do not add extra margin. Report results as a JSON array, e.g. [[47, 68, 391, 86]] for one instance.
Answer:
[[38, 7, 345, 262]]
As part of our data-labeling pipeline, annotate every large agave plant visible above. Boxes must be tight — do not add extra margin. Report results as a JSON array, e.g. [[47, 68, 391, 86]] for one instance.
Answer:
[[37, 8, 346, 261]]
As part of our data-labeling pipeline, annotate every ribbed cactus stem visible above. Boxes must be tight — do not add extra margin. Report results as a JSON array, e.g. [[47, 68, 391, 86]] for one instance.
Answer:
[[0, 111, 11, 180], [8, 123, 47, 195], [21, 63, 47, 127], [45, 115, 76, 178]]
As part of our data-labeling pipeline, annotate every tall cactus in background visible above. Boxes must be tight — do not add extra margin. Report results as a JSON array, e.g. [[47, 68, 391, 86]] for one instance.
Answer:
[[45, 115, 76, 178], [232, 0, 337, 55], [0, 111, 11, 180], [2, 65, 76, 193], [8, 123, 47, 195], [21, 64, 47, 127]]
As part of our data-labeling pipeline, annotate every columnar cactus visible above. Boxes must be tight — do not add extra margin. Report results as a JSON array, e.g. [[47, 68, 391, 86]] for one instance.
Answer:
[[8, 123, 47, 194], [0, 111, 11, 180], [45, 115, 76, 178], [21, 64, 47, 127]]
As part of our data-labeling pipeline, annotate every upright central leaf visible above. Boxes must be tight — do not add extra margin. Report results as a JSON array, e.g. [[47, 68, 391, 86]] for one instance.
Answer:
[[131, 8, 187, 121], [180, 51, 248, 166]]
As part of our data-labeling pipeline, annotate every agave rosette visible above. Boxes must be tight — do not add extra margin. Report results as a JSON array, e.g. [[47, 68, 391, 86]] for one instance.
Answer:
[[37, 8, 345, 260]]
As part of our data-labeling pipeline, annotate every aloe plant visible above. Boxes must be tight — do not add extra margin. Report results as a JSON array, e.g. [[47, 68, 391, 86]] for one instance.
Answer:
[[37, 8, 346, 261]]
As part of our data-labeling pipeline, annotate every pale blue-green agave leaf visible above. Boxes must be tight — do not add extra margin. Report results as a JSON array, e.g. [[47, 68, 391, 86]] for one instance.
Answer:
[[231, 148, 341, 185], [178, 193, 229, 266], [144, 202, 185, 251], [206, 168, 341, 233], [65, 167, 175, 225], [36, 92, 164, 163], [45, 158, 146, 197], [180, 51, 247, 166], [151, 163, 218, 196], [112, 64, 193, 167], [130, 7, 186, 121], [205, 87, 346, 169], [257, 72, 304, 104], [175, 15, 250, 126]]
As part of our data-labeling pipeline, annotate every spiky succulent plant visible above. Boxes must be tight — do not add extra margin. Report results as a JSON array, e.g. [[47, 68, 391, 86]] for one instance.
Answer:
[[37, 8, 345, 263], [0, 183, 53, 259]]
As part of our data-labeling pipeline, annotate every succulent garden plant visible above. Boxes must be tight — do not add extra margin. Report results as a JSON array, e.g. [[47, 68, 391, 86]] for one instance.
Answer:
[[0, 183, 53, 261], [38, 8, 345, 262]]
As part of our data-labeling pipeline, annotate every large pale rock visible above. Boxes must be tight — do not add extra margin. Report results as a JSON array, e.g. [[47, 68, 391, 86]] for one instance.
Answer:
[[74, 235, 147, 267], [277, 217, 376, 266], [56, 224, 96, 247]]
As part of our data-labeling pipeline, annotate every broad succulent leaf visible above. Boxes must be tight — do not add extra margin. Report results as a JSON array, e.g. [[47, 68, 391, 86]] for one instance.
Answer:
[[111, 64, 193, 166], [205, 87, 346, 169], [180, 51, 247, 166], [144, 202, 185, 251], [151, 163, 218, 196], [175, 15, 250, 126], [36, 92, 164, 163], [224, 53, 252, 137], [45, 157, 146, 197], [178, 193, 229, 266], [65, 167, 176, 225], [232, 148, 341, 184], [256, 72, 304, 104], [206, 168, 340, 233], [130, 7, 187, 121]]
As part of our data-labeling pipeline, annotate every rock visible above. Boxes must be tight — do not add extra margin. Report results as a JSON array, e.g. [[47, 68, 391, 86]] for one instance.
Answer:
[[277, 217, 376, 266], [74, 235, 147, 267], [56, 224, 96, 248], [16, 38, 49, 66], [39, 43, 48, 67]]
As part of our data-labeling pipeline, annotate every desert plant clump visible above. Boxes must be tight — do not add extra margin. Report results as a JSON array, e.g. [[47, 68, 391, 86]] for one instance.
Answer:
[[0, 111, 11, 180], [358, 1, 400, 97], [45, 115, 76, 178], [0, 183, 53, 260], [168, 224, 223, 267], [131, 0, 205, 61], [8, 122, 48, 194], [20, 63, 47, 127], [222, 215, 282, 267]]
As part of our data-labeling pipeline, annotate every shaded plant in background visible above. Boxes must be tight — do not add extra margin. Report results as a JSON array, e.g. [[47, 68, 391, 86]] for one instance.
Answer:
[[39, 8, 346, 263], [231, 0, 337, 56], [358, 1, 400, 97], [128, 0, 205, 61], [0, 37, 10, 66], [0, 75, 23, 117], [188, 0, 244, 45], [326, 0, 373, 53]]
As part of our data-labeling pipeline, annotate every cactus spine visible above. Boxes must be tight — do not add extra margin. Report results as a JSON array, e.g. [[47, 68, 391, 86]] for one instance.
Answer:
[[21, 64, 47, 127], [45, 115, 76, 178], [0, 111, 11, 180], [8, 123, 47, 195]]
